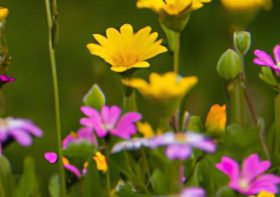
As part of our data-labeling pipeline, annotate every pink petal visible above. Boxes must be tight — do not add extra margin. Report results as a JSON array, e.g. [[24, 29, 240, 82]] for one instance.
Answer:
[[216, 156, 240, 187], [112, 112, 141, 139], [21, 123, 43, 137], [44, 152, 58, 164], [101, 105, 110, 123], [80, 106, 101, 119], [107, 105, 121, 127], [241, 154, 271, 182], [187, 132, 216, 152], [273, 44, 280, 64], [62, 134, 75, 149], [77, 127, 97, 145], [10, 129, 32, 146], [166, 144, 192, 160], [180, 187, 205, 197], [254, 50, 275, 66], [64, 164, 82, 178], [248, 174, 280, 195]]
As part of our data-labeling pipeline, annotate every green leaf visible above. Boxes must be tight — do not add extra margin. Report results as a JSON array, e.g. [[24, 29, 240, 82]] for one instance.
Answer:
[[0, 156, 15, 197], [259, 67, 278, 86], [83, 84, 106, 110], [82, 160, 104, 197], [160, 23, 176, 52], [15, 156, 41, 197], [48, 174, 60, 197]]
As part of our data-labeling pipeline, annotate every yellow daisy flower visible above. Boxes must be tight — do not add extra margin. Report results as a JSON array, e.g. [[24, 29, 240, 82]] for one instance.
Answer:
[[137, 122, 162, 138], [205, 104, 227, 134], [220, 0, 272, 11], [87, 24, 167, 72], [0, 7, 8, 22], [137, 0, 211, 15], [122, 72, 198, 102]]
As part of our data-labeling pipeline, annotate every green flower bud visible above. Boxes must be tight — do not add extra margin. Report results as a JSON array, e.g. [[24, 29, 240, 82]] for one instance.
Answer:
[[217, 49, 242, 80], [233, 31, 251, 55], [259, 66, 278, 86]]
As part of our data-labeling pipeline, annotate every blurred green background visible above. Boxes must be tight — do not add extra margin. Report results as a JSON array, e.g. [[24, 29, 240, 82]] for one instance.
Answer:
[[1, 0, 280, 195]]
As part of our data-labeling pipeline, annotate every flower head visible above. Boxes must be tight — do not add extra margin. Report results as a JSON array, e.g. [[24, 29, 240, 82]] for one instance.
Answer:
[[254, 45, 280, 77], [62, 127, 97, 149], [137, 0, 211, 15], [0, 7, 8, 22], [0, 117, 43, 147], [122, 72, 198, 102], [220, 0, 272, 11], [152, 131, 216, 160], [87, 24, 167, 72], [205, 104, 227, 134], [0, 74, 15, 88], [80, 105, 142, 139], [216, 154, 280, 195], [111, 138, 152, 153]]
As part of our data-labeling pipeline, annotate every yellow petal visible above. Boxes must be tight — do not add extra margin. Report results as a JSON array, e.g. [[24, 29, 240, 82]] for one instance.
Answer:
[[131, 61, 150, 68], [110, 66, 128, 72], [93, 152, 108, 173], [0, 7, 8, 21]]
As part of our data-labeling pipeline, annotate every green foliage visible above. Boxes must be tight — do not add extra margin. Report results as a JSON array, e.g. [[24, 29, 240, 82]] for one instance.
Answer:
[[233, 31, 251, 55], [83, 84, 106, 110], [0, 156, 15, 197], [48, 175, 60, 197], [15, 156, 41, 197], [187, 115, 203, 132]]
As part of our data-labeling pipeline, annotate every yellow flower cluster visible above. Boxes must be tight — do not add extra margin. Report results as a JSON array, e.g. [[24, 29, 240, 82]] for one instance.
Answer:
[[249, 191, 275, 197]]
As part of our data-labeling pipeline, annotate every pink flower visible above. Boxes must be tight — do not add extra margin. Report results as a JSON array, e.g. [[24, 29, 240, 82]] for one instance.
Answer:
[[80, 105, 142, 139], [216, 154, 280, 195], [180, 187, 205, 197], [254, 45, 280, 76]]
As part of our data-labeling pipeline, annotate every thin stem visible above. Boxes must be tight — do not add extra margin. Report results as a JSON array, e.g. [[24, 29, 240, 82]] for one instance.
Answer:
[[140, 149, 151, 187], [173, 32, 180, 74], [44, 0, 67, 196]]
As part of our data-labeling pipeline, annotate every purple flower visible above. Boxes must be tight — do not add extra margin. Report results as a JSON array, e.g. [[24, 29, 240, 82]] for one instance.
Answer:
[[216, 154, 280, 195], [0, 117, 43, 147], [0, 74, 15, 88], [180, 187, 205, 197], [151, 132, 216, 160], [80, 105, 142, 139], [62, 127, 97, 149], [254, 45, 280, 76]]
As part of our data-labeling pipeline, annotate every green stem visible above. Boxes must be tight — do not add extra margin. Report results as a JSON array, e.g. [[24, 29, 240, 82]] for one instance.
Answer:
[[273, 94, 280, 163], [44, 1, 66, 196], [228, 80, 247, 126], [123, 86, 137, 112], [173, 32, 180, 74], [140, 149, 151, 187]]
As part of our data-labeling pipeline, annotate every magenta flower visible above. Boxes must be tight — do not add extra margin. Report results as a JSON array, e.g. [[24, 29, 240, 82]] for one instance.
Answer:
[[180, 187, 205, 197], [0, 117, 43, 147], [152, 132, 216, 160], [80, 105, 142, 139], [254, 45, 280, 76], [0, 74, 15, 88], [62, 127, 97, 149], [216, 154, 280, 195]]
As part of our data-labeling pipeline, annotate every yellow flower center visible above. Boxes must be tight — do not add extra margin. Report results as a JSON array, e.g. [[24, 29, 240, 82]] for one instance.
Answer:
[[175, 133, 187, 143]]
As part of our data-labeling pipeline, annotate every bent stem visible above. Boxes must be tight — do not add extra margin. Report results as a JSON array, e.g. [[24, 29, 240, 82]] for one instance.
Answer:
[[44, 0, 67, 196], [173, 32, 180, 74]]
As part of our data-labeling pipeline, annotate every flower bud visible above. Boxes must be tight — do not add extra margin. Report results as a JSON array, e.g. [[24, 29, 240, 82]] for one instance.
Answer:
[[205, 104, 227, 136], [159, 11, 190, 32], [217, 49, 242, 80], [234, 31, 251, 55]]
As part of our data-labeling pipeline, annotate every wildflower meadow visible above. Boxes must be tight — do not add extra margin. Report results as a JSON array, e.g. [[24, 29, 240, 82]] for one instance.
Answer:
[[0, 0, 280, 196]]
